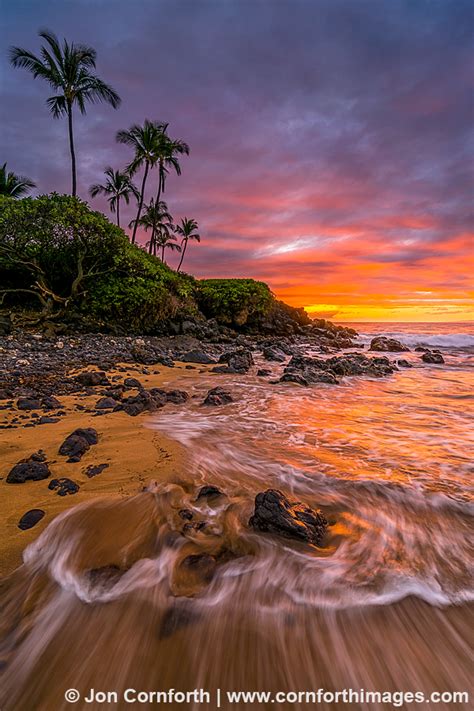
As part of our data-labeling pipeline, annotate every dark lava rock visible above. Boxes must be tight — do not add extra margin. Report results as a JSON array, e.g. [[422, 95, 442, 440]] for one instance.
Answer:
[[197, 485, 224, 500], [415, 346, 429, 352], [203, 387, 233, 406], [95, 396, 119, 410], [17, 397, 42, 410], [280, 370, 338, 385], [38, 416, 60, 424], [121, 389, 167, 416], [178, 508, 194, 520], [41, 395, 62, 410], [280, 352, 396, 386], [123, 377, 142, 389], [179, 349, 217, 365], [421, 351, 445, 364], [219, 349, 254, 373], [397, 359, 413, 368], [18, 509, 45, 530], [257, 368, 271, 377], [48, 478, 80, 496], [59, 427, 98, 462], [262, 346, 286, 362], [149, 388, 189, 405], [369, 336, 409, 352], [85, 463, 109, 478], [7, 454, 51, 483], [76, 371, 110, 387], [249, 489, 328, 545], [0, 388, 13, 399]]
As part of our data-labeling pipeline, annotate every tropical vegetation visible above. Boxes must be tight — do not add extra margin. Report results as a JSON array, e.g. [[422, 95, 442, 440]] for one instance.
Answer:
[[0, 194, 278, 333], [1, 29, 298, 334]]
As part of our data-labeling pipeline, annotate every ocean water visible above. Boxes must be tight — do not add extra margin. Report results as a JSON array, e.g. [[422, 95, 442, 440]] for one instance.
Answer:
[[1, 323, 472, 709]]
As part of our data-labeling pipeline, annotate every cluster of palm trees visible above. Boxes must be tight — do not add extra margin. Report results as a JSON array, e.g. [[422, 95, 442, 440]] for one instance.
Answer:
[[3, 29, 201, 271]]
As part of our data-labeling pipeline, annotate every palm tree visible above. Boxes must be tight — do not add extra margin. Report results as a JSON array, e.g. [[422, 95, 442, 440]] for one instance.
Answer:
[[0, 163, 36, 198], [130, 199, 176, 259], [154, 127, 190, 205], [89, 167, 139, 227], [176, 217, 201, 272], [116, 119, 165, 244], [156, 231, 182, 264], [10, 29, 121, 197], [150, 128, 189, 254]]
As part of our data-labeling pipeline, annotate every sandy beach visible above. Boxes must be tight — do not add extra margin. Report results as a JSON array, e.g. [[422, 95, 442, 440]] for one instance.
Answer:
[[0, 364, 197, 578]]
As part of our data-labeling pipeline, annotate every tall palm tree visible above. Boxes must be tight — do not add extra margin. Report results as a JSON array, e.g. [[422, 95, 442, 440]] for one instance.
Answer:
[[130, 199, 176, 259], [154, 127, 190, 205], [89, 167, 139, 227], [151, 128, 189, 253], [10, 29, 121, 196], [116, 119, 165, 244], [176, 217, 201, 272], [0, 163, 36, 198]]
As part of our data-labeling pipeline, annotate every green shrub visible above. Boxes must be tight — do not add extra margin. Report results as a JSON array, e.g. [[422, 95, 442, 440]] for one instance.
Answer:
[[197, 278, 273, 326], [87, 243, 197, 331], [0, 193, 196, 330]]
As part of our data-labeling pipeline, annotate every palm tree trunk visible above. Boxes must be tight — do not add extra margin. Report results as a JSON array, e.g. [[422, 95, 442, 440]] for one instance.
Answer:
[[161, 245, 165, 263], [132, 162, 149, 244], [67, 103, 77, 197], [116, 198, 120, 227], [152, 160, 164, 248], [177, 239, 187, 272]]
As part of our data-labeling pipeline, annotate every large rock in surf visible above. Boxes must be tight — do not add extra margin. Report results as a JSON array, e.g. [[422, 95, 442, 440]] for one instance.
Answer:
[[369, 336, 409, 352], [203, 387, 233, 406], [249, 489, 328, 545], [421, 351, 445, 364]]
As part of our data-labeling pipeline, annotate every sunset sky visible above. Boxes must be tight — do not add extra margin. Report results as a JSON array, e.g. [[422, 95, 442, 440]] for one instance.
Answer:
[[1, 0, 473, 322]]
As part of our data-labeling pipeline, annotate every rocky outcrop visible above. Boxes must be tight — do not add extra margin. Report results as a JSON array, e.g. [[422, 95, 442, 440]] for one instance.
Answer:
[[279, 352, 396, 386], [249, 489, 328, 545], [369, 336, 409, 352]]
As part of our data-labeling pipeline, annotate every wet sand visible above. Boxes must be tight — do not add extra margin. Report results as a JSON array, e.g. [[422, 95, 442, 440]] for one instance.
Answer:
[[0, 364, 195, 578]]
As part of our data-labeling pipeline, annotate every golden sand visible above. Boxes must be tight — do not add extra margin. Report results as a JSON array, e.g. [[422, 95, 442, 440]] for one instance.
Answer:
[[0, 364, 197, 578]]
